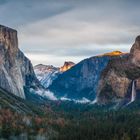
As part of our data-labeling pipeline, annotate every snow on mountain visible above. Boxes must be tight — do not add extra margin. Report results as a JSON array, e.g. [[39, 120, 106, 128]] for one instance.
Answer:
[[34, 62, 75, 88], [34, 64, 60, 88]]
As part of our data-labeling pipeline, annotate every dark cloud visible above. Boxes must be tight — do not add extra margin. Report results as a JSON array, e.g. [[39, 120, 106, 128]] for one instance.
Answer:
[[0, 0, 8, 5], [0, 0, 74, 27]]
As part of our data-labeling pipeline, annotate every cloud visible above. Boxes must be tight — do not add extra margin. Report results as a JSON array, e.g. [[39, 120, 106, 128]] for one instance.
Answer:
[[0, 0, 73, 27], [73, 97, 91, 104], [25, 52, 84, 66], [60, 97, 71, 101], [44, 90, 57, 101], [1, 0, 140, 65], [60, 97, 91, 104], [32, 88, 58, 101]]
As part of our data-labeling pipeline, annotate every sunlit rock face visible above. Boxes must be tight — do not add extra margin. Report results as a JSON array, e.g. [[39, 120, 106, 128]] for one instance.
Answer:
[[98, 36, 140, 104], [103, 51, 125, 56], [60, 61, 75, 72], [0, 25, 40, 98]]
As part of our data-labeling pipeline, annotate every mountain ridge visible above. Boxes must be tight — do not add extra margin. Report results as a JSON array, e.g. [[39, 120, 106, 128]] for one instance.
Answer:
[[48, 54, 123, 100]]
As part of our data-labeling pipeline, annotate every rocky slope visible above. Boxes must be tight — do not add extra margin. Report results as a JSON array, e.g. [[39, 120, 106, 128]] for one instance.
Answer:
[[97, 36, 140, 104], [0, 87, 41, 114], [0, 25, 40, 99]]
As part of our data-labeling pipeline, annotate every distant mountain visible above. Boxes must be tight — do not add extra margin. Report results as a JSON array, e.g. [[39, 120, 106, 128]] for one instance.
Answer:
[[49, 53, 126, 101], [0, 25, 41, 99], [34, 62, 75, 88], [34, 64, 59, 88]]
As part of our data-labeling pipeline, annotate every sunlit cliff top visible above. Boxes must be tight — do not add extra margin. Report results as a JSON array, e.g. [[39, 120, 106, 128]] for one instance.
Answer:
[[102, 51, 125, 56]]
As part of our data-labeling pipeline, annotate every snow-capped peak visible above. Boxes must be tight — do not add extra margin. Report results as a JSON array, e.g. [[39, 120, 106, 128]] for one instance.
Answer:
[[34, 61, 75, 88], [34, 64, 59, 88]]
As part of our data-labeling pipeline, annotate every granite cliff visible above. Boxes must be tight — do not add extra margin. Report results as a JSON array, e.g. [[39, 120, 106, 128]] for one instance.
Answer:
[[97, 36, 140, 104], [0, 25, 40, 99]]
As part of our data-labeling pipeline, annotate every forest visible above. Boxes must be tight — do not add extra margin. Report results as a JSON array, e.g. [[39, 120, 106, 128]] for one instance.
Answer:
[[1, 100, 140, 140]]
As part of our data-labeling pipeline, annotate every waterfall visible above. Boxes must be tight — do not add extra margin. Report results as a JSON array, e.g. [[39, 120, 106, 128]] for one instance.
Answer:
[[130, 80, 136, 102], [90, 98, 98, 104]]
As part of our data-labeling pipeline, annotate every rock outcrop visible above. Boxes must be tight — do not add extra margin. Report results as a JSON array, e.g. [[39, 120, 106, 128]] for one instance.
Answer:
[[0, 25, 40, 99], [60, 61, 75, 72], [97, 36, 140, 104]]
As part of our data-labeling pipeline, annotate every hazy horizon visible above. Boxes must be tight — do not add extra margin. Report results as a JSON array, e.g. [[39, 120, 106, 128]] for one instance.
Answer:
[[0, 0, 140, 66]]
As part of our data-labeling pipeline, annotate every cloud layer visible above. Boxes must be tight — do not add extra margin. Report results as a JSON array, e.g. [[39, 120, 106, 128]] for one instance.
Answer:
[[0, 0, 140, 66]]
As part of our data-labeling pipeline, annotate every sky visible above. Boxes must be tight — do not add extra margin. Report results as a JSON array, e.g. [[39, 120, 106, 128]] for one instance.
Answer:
[[0, 0, 140, 66]]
